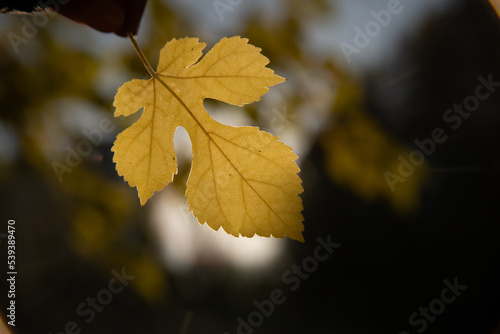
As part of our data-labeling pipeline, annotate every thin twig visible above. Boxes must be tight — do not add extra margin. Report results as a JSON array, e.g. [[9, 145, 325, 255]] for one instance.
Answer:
[[127, 32, 156, 77]]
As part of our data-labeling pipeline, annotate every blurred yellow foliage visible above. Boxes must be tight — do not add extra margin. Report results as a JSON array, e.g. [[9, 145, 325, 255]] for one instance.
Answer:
[[321, 80, 428, 214]]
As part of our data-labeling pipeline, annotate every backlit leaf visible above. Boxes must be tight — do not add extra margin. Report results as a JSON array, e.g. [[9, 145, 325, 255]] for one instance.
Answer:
[[112, 37, 304, 241]]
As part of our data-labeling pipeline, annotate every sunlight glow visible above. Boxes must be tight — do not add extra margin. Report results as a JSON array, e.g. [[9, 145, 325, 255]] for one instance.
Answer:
[[151, 187, 286, 274]]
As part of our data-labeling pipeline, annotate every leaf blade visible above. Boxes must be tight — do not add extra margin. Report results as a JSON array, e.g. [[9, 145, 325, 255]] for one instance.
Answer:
[[186, 122, 304, 241], [112, 36, 304, 241], [112, 80, 179, 204]]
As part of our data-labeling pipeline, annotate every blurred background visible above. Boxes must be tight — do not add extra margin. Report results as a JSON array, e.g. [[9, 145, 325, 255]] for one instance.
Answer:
[[1, 0, 500, 333]]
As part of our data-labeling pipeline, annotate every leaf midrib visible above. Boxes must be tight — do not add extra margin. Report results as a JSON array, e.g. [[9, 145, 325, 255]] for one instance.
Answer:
[[152, 72, 289, 230]]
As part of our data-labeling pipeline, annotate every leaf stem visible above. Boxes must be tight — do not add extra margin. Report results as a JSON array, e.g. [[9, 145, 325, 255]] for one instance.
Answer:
[[127, 32, 156, 77]]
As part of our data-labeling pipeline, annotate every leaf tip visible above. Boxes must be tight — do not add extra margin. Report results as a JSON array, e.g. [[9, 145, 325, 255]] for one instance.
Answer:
[[293, 233, 305, 243], [139, 197, 148, 206]]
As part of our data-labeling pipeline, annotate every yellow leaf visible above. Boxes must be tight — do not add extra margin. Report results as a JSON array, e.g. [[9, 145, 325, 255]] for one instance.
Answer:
[[112, 36, 304, 242]]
